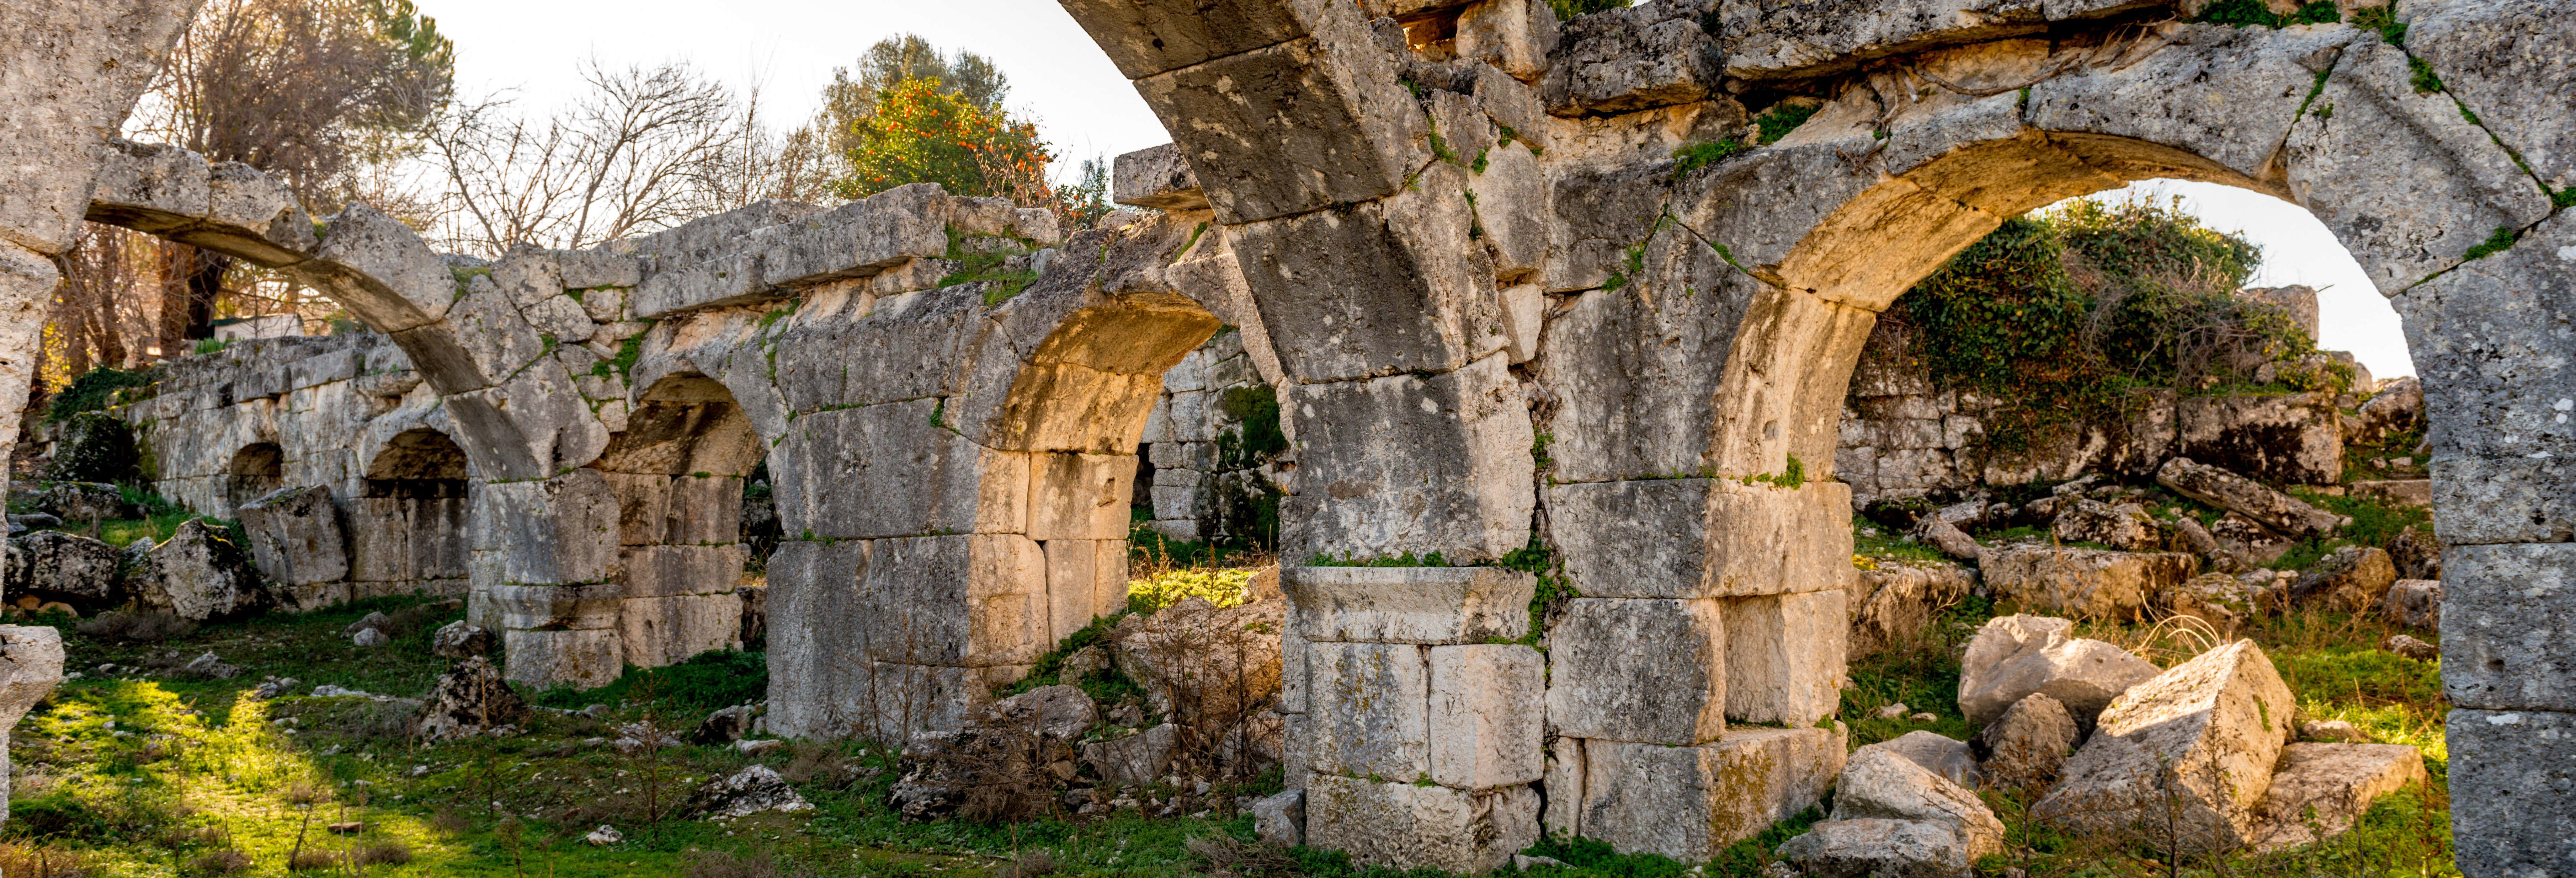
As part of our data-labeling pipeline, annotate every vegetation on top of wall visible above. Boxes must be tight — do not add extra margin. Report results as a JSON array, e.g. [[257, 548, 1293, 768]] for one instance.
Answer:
[[1546, 0, 1630, 19], [1670, 139, 1750, 180], [44, 366, 156, 421], [1883, 196, 2311, 451], [1752, 101, 1823, 145], [2351, 4, 2409, 43], [2196, 0, 2341, 26]]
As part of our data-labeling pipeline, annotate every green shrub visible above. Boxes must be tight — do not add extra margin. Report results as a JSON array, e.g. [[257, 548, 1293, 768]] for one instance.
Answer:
[[45, 366, 154, 421], [48, 412, 140, 483]]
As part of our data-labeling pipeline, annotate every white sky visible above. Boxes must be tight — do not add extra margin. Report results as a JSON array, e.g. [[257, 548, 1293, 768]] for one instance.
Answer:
[[417, 1, 2412, 378]]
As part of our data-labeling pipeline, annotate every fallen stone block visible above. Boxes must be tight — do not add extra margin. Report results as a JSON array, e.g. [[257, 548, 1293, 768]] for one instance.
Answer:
[[1829, 748, 2004, 863], [2036, 640, 2297, 851], [1982, 546, 2197, 622], [1958, 615, 2160, 728], [2155, 458, 2342, 537], [1776, 817, 1978, 878], [2287, 546, 2395, 612], [416, 656, 529, 743], [7, 531, 122, 606], [2247, 743, 2427, 851], [1849, 562, 1973, 656], [2050, 498, 2163, 552], [1083, 723, 1179, 788], [687, 765, 815, 819], [2381, 579, 2440, 630], [1972, 692, 2077, 790], [2173, 393, 2345, 486], [1857, 730, 1979, 789]]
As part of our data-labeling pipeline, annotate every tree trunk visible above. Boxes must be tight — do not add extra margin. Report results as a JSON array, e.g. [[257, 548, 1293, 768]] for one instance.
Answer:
[[183, 248, 228, 342]]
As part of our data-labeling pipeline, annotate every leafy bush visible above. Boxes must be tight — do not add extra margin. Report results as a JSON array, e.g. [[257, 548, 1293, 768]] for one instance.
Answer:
[[44, 367, 154, 421]]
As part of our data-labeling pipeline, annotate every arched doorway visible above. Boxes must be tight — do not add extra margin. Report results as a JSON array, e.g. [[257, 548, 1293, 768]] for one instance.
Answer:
[[223, 441, 283, 513], [595, 372, 765, 671], [350, 427, 472, 599]]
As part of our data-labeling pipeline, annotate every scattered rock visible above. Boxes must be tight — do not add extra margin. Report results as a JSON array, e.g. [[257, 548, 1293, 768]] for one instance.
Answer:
[[2209, 512, 2298, 567], [2170, 516, 2228, 571], [1777, 818, 1978, 878], [180, 652, 242, 679], [612, 722, 683, 751], [311, 684, 374, 698], [6, 531, 123, 605], [2050, 499, 2164, 552], [2167, 572, 2262, 627], [1980, 547, 2197, 622], [2287, 546, 2396, 611], [416, 656, 531, 743], [351, 628, 389, 647], [2155, 458, 2343, 537], [2384, 634, 2439, 660], [889, 687, 1098, 821], [1972, 693, 2078, 789], [47, 413, 139, 483], [688, 765, 814, 819], [1105, 703, 1144, 727], [1084, 723, 1180, 788], [344, 612, 391, 636], [2246, 743, 2428, 850], [1253, 788, 1305, 847], [1909, 712, 1938, 723], [249, 676, 298, 699], [2036, 641, 2298, 850], [2298, 719, 2370, 743], [1058, 645, 1110, 685], [1915, 515, 1983, 562], [1957, 615, 2159, 728], [1855, 730, 1979, 788], [2388, 525, 2441, 580], [1848, 562, 1973, 657], [735, 738, 784, 756], [127, 520, 261, 620], [431, 621, 496, 658], [584, 825, 622, 846], [985, 684, 1101, 741], [1874, 702, 1910, 720], [1514, 854, 1569, 871], [693, 705, 755, 744], [2381, 579, 2442, 630], [34, 482, 132, 523], [1830, 748, 2006, 858]]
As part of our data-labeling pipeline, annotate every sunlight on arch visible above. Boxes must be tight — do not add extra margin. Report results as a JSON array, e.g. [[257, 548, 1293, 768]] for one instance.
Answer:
[[2040, 178, 2415, 380]]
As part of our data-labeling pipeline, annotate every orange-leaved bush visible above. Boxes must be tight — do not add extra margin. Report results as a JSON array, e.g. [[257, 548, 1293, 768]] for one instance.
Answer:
[[838, 76, 1052, 204]]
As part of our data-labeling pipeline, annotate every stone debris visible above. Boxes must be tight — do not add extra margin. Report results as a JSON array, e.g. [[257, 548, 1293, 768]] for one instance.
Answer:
[[734, 738, 784, 756], [1084, 723, 1179, 789], [1829, 748, 2006, 857], [249, 676, 299, 699], [688, 765, 814, 819], [1972, 693, 2078, 790], [1855, 730, 1979, 788], [179, 652, 241, 679], [1915, 515, 1984, 562], [2248, 744, 2428, 851], [1112, 596, 1283, 726], [344, 612, 391, 636], [2155, 459, 2343, 537], [2036, 641, 2296, 850], [584, 825, 621, 846], [1848, 562, 1973, 656], [2384, 634, 2439, 661], [1252, 788, 1305, 847], [1874, 702, 1910, 720], [34, 482, 131, 522], [2381, 580, 2441, 630], [126, 520, 261, 621], [2287, 546, 2395, 611], [430, 620, 496, 658], [351, 627, 389, 647], [2050, 499, 2163, 552], [693, 705, 755, 745], [1777, 817, 1978, 878], [1057, 645, 1109, 685], [1779, 745, 2004, 878], [2166, 572, 2262, 628], [416, 657, 530, 743], [1957, 615, 2159, 728], [2298, 719, 2370, 744], [1980, 547, 2198, 622], [6, 531, 122, 606]]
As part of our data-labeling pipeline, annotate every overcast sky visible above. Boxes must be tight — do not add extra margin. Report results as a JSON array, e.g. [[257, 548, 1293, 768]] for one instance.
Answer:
[[418, 0, 2413, 378]]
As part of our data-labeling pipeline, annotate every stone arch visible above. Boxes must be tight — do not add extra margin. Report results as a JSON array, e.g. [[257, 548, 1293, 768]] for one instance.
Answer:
[[591, 371, 764, 674], [223, 441, 283, 512], [343, 426, 472, 599]]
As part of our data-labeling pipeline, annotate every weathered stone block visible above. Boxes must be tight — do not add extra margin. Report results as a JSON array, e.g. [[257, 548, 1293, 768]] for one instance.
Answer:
[[2037, 641, 2297, 850], [1542, 6, 1721, 116], [1982, 547, 2197, 622], [759, 184, 951, 290], [1282, 357, 1533, 563], [2446, 707, 2576, 878], [1831, 748, 2005, 860], [1304, 775, 1538, 874], [1231, 163, 1500, 381], [1575, 729, 1843, 861], [1958, 614, 2161, 727], [234, 485, 348, 588], [1724, 589, 1845, 725], [474, 469, 621, 586], [768, 401, 1028, 540], [1112, 143, 1207, 210], [857, 535, 1049, 669], [1309, 641, 1431, 779], [1283, 565, 1534, 644], [621, 545, 746, 598], [1719, 0, 2158, 80], [502, 628, 623, 689], [2442, 543, 2576, 711], [2029, 24, 2354, 186], [2174, 393, 2343, 486], [619, 593, 744, 668], [1428, 644, 1544, 790], [1547, 597, 1727, 744], [2248, 743, 2428, 851], [1028, 453, 1135, 541], [1131, 28, 1427, 225]]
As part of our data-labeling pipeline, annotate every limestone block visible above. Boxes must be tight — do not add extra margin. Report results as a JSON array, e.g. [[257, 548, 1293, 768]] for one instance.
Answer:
[[760, 184, 951, 291], [1289, 360, 1537, 561], [2383, 578, 2442, 630], [2287, 545, 2396, 611], [2442, 543, 2576, 711], [235, 484, 349, 587], [1958, 614, 2160, 727], [2050, 499, 2162, 552], [1304, 775, 1539, 875], [1230, 163, 1501, 382], [2446, 708, 2576, 878], [559, 248, 643, 290], [2023, 24, 2351, 182], [1028, 453, 1137, 541], [633, 251, 773, 319], [446, 362, 608, 480], [1280, 627, 1310, 714], [1427, 644, 1544, 790], [132, 519, 261, 620], [1974, 692, 2080, 789], [856, 661, 1005, 742], [2394, 212, 2576, 542], [619, 593, 745, 668], [1541, 7, 1720, 116], [1112, 143, 1207, 210], [2349, 479, 2431, 508], [489, 582, 623, 631], [1150, 482, 1200, 521], [0, 625, 64, 819], [1576, 729, 1843, 861], [502, 628, 623, 689], [1476, 143, 1550, 283], [1546, 479, 1712, 599], [314, 204, 463, 332], [1547, 598, 1726, 744], [1085, 723, 1181, 787], [1724, 590, 1845, 725], [87, 139, 209, 232], [1059, 0, 1338, 78], [1454, 0, 1557, 83], [2036, 641, 2298, 850], [521, 295, 594, 345], [284, 349, 360, 390], [1857, 730, 1981, 789], [621, 545, 747, 598], [2156, 457, 2343, 537], [1532, 232, 1760, 480], [1499, 283, 1543, 364], [1308, 642, 1432, 780], [6, 531, 122, 604], [2173, 393, 2343, 486], [2406, 0, 2576, 191], [1283, 566, 1535, 644], [857, 535, 1049, 669], [1850, 562, 1974, 657], [1831, 748, 2006, 860], [2285, 37, 2553, 293], [2248, 743, 2427, 851], [768, 401, 1028, 540], [1719, 0, 2159, 80], [1982, 547, 2196, 622], [1775, 818, 1978, 878], [474, 469, 621, 586], [1043, 539, 1118, 641], [1132, 28, 1427, 225]]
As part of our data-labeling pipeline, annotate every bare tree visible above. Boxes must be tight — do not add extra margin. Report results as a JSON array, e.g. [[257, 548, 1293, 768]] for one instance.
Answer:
[[425, 61, 782, 255]]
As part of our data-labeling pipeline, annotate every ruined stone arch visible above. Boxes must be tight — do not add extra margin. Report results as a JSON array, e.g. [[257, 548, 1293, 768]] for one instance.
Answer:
[[222, 440, 283, 512]]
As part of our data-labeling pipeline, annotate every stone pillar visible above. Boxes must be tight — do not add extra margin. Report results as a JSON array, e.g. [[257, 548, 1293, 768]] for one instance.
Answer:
[[0, 625, 66, 823], [474, 469, 624, 689], [1284, 567, 1543, 874]]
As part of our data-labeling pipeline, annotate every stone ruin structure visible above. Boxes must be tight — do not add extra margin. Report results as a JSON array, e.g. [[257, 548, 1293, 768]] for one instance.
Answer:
[[5, 0, 2575, 873]]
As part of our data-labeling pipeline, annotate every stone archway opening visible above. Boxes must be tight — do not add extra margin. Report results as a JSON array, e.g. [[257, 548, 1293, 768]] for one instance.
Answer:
[[223, 441, 283, 512], [596, 372, 766, 672], [351, 427, 471, 599]]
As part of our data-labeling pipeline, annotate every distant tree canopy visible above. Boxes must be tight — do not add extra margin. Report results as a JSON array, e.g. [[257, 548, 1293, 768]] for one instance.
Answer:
[[1883, 197, 2315, 448], [788, 35, 1068, 208]]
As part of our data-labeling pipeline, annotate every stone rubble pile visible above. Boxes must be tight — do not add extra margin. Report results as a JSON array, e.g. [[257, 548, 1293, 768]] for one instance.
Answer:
[[1779, 616, 2426, 877]]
